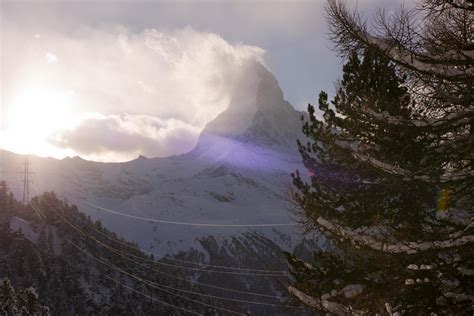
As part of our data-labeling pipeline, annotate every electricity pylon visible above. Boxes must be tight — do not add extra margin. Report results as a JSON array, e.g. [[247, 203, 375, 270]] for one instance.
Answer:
[[21, 157, 34, 206]]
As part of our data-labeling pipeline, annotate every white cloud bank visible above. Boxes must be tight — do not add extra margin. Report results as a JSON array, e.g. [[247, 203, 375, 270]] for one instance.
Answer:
[[1, 24, 265, 161], [49, 113, 201, 161]]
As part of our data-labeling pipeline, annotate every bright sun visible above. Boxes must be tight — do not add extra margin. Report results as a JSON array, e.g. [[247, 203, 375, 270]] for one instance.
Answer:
[[2, 85, 75, 157]]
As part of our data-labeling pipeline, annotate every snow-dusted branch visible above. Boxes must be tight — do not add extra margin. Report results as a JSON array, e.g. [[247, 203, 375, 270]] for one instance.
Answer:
[[316, 216, 474, 254], [360, 105, 474, 128], [288, 285, 322, 309], [288, 285, 365, 315], [366, 35, 474, 77], [326, 0, 474, 81], [352, 152, 474, 183], [333, 139, 474, 183]]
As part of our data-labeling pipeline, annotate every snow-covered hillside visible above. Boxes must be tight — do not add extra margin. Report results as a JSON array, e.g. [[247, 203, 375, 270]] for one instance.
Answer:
[[1, 62, 311, 265]]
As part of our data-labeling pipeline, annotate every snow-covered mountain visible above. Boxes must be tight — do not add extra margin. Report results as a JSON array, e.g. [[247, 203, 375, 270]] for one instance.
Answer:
[[1, 63, 316, 310], [190, 61, 304, 170]]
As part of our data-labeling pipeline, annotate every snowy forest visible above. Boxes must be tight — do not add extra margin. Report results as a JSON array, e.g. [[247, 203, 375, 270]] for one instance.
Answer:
[[1, 183, 301, 315], [1, 0, 473, 315]]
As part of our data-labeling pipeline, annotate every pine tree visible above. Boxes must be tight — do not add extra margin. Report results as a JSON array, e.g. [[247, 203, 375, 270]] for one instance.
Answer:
[[0, 181, 11, 233], [0, 278, 50, 315], [287, 1, 473, 314]]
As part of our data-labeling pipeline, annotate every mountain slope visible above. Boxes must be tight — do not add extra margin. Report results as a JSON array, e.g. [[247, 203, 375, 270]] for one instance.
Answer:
[[0, 63, 316, 314], [1, 190, 309, 315], [1, 62, 306, 248]]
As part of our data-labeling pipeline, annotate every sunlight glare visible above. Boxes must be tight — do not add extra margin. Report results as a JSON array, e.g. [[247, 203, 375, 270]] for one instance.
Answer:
[[2, 85, 75, 157]]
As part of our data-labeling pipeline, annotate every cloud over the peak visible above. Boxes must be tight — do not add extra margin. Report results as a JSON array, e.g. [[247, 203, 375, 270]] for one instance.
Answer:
[[2, 23, 265, 161]]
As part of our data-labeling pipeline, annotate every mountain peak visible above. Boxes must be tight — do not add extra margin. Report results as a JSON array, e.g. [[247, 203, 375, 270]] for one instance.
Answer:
[[189, 62, 304, 168], [254, 62, 285, 108]]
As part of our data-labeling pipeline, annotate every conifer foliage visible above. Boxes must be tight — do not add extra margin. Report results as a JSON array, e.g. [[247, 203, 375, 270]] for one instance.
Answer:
[[288, 0, 473, 314], [0, 278, 50, 316]]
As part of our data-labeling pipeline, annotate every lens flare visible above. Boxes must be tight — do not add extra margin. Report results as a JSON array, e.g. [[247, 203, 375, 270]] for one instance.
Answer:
[[437, 187, 452, 212]]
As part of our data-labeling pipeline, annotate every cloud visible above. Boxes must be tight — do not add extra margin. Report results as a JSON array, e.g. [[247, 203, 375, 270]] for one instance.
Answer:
[[1, 22, 265, 161], [49, 113, 200, 161]]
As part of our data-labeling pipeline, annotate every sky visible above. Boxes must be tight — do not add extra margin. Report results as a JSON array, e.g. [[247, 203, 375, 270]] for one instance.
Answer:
[[0, 0, 403, 162]]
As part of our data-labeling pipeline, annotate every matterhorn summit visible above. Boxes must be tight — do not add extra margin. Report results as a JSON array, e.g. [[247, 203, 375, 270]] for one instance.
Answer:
[[190, 62, 305, 170]]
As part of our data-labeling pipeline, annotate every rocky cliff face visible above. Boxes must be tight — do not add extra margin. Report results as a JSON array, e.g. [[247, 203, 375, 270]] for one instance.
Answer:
[[190, 62, 305, 167]]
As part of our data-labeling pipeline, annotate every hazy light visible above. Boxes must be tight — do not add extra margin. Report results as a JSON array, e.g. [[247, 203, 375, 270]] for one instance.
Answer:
[[1, 84, 76, 158], [1, 24, 265, 161], [45, 52, 58, 63]]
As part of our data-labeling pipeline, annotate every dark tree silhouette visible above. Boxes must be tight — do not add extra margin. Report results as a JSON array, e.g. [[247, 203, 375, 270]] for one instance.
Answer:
[[287, 1, 473, 314]]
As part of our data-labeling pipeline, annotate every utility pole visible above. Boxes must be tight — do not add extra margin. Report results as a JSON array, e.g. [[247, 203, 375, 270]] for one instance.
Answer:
[[21, 157, 34, 206]]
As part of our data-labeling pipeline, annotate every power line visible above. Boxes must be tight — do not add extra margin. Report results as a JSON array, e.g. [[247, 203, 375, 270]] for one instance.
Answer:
[[102, 275, 199, 315], [102, 248, 303, 309], [36, 199, 293, 301], [84, 229, 290, 299], [82, 200, 296, 227], [29, 185, 298, 305], [48, 201, 287, 277], [88, 220, 288, 274], [30, 198, 241, 315], [15, 176, 43, 219], [70, 240, 302, 312], [77, 216, 288, 276], [21, 197, 203, 312], [29, 184, 289, 274], [68, 240, 243, 315], [105, 247, 302, 310], [10, 160, 303, 310], [99, 242, 288, 276], [6, 165, 297, 227], [31, 201, 46, 219]]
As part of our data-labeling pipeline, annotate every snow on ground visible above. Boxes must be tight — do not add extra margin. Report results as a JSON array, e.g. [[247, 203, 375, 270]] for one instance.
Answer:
[[10, 216, 38, 242]]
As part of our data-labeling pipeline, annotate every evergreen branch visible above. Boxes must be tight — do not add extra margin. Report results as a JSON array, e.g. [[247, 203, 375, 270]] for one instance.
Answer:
[[316, 215, 474, 254], [288, 285, 365, 315]]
